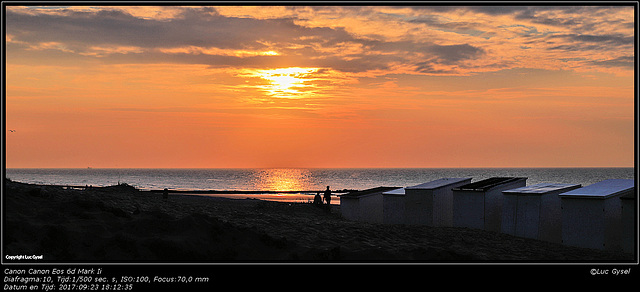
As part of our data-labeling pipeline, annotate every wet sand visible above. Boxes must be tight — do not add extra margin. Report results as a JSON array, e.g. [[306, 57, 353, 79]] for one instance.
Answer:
[[3, 179, 634, 263]]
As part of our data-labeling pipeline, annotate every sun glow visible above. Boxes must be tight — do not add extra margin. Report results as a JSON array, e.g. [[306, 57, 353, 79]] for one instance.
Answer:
[[254, 67, 320, 99]]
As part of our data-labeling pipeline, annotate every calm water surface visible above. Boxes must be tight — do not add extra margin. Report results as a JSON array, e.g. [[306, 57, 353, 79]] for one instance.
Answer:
[[6, 168, 634, 193]]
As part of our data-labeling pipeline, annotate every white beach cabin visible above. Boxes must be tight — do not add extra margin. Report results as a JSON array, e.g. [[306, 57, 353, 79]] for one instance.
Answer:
[[339, 187, 401, 223], [620, 193, 636, 254], [382, 187, 405, 225], [559, 179, 635, 252], [501, 183, 581, 243], [404, 178, 472, 226], [453, 177, 527, 232]]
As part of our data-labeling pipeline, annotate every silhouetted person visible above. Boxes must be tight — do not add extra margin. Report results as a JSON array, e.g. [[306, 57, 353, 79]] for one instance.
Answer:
[[163, 188, 168, 201], [313, 192, 323, 206], [323, 186, 331, 205]]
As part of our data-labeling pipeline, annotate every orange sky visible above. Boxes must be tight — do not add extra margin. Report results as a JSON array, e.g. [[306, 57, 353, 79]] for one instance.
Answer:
[[3, 5, 636, 168]]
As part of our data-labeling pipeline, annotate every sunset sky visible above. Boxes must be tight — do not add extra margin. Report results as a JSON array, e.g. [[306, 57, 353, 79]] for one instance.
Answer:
[[4, 4, 636, 168]]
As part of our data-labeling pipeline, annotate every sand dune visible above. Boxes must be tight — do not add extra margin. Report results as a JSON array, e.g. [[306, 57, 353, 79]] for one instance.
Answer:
[[3, 179, 633, 263]]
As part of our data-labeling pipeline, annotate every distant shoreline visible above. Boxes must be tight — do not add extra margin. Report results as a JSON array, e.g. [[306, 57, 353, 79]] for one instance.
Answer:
[[2, 180, 349, 204]]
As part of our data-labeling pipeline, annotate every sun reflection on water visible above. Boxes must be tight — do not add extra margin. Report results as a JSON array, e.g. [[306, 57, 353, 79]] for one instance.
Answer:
[[252, 168, 312, 192]]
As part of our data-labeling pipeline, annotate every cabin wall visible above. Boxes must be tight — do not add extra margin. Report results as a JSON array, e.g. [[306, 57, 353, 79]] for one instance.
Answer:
[[538, 192, 563, 243], [383, 195, 405, 225], [453, 190, 485, 230], [432, 179, 471, 227], [404, 188, 434, 225], [340, 198, 360, 221], [359, 194, 384, 223], [561, 198, 606, 250], [621, 196, 636, 254], [484, 180, 527, 232]]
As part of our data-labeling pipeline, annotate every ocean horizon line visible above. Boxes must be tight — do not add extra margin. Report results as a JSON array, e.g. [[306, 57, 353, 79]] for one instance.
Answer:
[[5, 166, 635, 170]]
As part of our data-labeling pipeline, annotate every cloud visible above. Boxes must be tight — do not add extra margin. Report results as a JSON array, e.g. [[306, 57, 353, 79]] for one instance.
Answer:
[[412, 43, 485, 74], [1, 7, 422, 74], [558, 33, 634, 46], [6, 7, 374, 68], [427, 44, 485, 64], [589, 56, 635, 68], [545, 33, 634, 57], [5, 5, 635, 76], [5, 8, 281, 49]]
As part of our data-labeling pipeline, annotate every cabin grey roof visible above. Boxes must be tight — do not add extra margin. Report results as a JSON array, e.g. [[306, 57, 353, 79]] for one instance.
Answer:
[[559, 179, 635, 199], [382, 187, 405, 196], [405, 178, 472, 190], [502, 183, 581, 195], [452, 177, 527, 192], [339, 186, 401, 198]]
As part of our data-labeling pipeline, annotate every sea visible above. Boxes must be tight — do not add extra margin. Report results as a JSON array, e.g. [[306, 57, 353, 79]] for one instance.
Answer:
[[5, 168, 635, 196]]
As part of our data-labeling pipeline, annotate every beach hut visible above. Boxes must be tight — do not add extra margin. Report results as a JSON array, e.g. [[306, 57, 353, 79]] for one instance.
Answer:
[[339, 187, 401, 223], [559, 179, 635, 252], [404, 178, 472, 226], [501, 183, 581, 243], [620, 193, 636, 254], [452, 177, 527, 232], [382, 188, 405, 225]]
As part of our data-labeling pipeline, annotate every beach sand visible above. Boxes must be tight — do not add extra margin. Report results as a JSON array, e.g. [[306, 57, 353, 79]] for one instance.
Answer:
[[3, 179, 634, 263]]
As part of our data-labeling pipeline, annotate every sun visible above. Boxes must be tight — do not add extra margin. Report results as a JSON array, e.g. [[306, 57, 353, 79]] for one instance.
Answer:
[[254, 67, 320, 99]]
